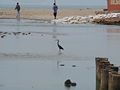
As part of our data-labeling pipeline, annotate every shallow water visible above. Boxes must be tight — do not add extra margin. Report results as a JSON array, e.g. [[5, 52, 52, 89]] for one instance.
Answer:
[[0, 19, 120, 90]]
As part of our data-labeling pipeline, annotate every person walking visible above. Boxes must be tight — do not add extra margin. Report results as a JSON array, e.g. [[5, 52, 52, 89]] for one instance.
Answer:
[[53, 3, 58, 19], [15, 2, 20, 14], [15, 2, 20, 18]]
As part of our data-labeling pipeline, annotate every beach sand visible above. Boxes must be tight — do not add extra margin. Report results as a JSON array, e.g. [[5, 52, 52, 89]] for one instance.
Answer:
[[0, 9, 102, 20]]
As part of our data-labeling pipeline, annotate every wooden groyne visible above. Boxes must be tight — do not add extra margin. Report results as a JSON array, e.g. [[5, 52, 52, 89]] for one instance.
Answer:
[[95, 57, 120, 90]]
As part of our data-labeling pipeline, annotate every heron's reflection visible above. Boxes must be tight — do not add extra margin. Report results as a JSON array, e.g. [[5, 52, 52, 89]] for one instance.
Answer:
[[16, 13, 20, 21], [52, 22, 65, 68], [52, 22, 64, 54], [15, 19, 20, 39]]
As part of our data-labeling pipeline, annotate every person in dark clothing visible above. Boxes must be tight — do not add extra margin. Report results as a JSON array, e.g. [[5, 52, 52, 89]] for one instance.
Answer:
[[15, 2, 20, 14], [53, 3, 58, 19]]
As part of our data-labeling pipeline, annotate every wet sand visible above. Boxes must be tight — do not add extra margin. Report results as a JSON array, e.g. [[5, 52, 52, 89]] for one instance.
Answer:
[[0, 9, 102, 20]]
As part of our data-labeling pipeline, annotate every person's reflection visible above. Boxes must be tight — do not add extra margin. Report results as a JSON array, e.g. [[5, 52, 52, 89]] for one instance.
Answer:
[[17, 16, 20, 21], [52, 21, 57, 39], [16, 19, 20, 31], [15, 19, 20, 39]]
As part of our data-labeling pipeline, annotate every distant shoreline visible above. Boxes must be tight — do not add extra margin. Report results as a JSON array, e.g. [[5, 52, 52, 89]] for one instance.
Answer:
[[0, 9, 102, 20], [0, 4, 107, 10]]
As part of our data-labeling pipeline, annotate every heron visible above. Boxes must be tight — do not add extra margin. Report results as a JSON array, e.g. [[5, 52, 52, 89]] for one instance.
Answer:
[[57, 40, 64, 52]]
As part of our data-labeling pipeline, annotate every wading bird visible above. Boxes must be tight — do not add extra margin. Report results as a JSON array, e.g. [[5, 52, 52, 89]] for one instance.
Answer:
[[57, 40, 64, 52]]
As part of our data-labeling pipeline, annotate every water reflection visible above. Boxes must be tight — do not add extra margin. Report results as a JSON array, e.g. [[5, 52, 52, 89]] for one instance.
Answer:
[[106, 28, 120, 40], [107, 28, 120, 33], [52, 22, 64, 67], [52, 22, 57, 39], [52, 22, 64, 55], [15, 19, 20, 39], [16, 13, 20, 21], [107, 35, 120, 40]]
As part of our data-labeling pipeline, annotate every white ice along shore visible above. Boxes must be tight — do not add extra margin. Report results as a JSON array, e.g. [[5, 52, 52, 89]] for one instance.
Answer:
[[52, 13, 120, 24]]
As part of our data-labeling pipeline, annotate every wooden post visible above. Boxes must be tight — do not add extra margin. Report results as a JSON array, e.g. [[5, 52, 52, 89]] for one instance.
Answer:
[[96, 57, 109, 80], [95, 57, 109, 90], [109, 72, 120, 90], [110, 66, 119, 72], [99, 66, 118, 90], [100, 68, 110, 90]]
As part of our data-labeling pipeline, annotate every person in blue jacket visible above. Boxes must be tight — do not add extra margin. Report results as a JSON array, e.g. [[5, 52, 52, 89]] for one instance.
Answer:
[[53, 3, 58, 19]]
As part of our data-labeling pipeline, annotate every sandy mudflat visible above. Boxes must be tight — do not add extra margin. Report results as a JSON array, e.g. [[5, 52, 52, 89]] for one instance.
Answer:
[[0, 9, 102, 20]]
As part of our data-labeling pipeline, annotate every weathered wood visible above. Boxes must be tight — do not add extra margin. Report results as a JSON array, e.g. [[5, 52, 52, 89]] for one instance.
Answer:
[[100, 69, 109, 90], [95, 57, 119, 90], [95, 57, 109, 90], [96, 57, 109, 81], [109, 72, 120, 90]]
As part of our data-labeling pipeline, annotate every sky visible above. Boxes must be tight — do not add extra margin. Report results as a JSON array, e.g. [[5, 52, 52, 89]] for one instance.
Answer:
[[0, 0, 107, 6]]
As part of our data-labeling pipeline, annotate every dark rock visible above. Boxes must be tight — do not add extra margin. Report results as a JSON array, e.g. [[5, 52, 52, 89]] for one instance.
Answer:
[[3, 32, 7, 34], [1, 35, 5, 38], [22, 33, 25, 35], [71, 82, 77, 86], [64, 79, 72, 87], [60, 64, 64, 66], [64, 79, 77, 87], [28, 32, 31, 34], [72, 65, 76, 67]]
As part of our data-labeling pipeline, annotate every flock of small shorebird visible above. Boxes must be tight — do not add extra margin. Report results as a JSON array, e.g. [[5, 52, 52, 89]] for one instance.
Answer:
[[0, 32, 31, 38]]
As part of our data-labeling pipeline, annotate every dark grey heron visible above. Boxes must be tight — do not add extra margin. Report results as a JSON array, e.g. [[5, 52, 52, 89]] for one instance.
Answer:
[[57, 40, 64, 52]]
